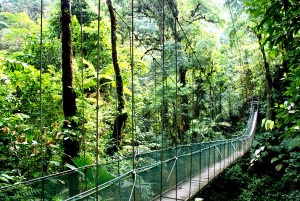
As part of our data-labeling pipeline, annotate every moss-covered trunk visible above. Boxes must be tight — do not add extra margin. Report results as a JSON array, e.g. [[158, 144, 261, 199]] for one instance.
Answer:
[[178, 67, 189, 144], [106, 0, 127, 155], [61, 0, 79, 196], [257, 33, 274, 120]]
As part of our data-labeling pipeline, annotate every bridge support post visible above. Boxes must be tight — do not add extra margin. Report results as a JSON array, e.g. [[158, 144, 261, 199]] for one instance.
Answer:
[[213, 145, 215, 178], [199, 150, 202, 190], [208, 147, 210, 182], [223, 143, 226, 170]]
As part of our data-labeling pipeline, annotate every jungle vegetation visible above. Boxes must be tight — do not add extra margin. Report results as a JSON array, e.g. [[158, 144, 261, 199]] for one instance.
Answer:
[[0, 0, 299, 200]]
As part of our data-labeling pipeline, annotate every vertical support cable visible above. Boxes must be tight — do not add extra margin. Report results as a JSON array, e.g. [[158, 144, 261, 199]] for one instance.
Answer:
[[231, 141, 234, 163], [230, 141, 234, 164], [130, 0, 136, 199], [227, 1, 246, 100], [115, 6, 121, 199], [199, 149, 202, 190], [160, 0, 165, 199], [95, 0, 101, 200], [237, 141, 239, 158], [214, 144, 216, 178], [227, 141, 232, 164], [189, 70, 196, 199], [243, 139, 248, 154], [230, 141, 232, 164], [208, 146, 210, 182], [174, 15, 178, 201], [79, 0, 87, 193], [223, 142, 226, 170], [189, 143, 192, 199], [238, 141, 240, 158], [219, 144, 222, 171], [154, 59, 158, 162], [235, 141, 238, 160], [39, 1, 44, 200], [233, 141, 235, 161], [227, 2, 243, 69]]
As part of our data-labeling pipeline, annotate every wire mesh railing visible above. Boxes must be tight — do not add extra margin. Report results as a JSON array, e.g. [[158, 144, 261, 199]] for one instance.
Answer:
[[0, 102, 258, 200]]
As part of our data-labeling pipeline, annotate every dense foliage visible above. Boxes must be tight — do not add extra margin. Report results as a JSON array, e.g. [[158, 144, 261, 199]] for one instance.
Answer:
[[0, 0, 299, 200], [198, 0, 300, 200]]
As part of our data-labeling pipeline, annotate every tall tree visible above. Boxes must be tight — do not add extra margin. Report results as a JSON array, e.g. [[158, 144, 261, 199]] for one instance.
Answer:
[[61, 0, 79, 197], [61, 0, 75, 117], [106, 0, 127, 155], [168, 1, 190, 144], [256, 32, 274, 119]]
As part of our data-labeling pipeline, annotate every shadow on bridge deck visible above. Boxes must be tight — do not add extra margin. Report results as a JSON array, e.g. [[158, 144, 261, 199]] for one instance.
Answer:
[[155, 150, 244, 201], [155, 101, 258, 201]]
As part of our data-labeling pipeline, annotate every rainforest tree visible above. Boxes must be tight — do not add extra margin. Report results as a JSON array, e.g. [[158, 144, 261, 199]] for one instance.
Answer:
[[106, 0, 127, 154]]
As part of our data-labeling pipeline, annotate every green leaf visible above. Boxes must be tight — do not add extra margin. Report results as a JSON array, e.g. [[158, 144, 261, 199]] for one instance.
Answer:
[[276, 111, 286, 118], [98, 167, 114, 185], [261, 118, 266, 128], [275, 164, 283, 172], [99, 74, 114, 80], [72, 155, 93, 167], [72, 155, 95, 182], [284, 138, 300, 151], [49, 161, 60, 167], [66, 163, 77, 170], [16, 113, 30, 121], [271, 157, 279, 163], [0, 177, 9, 183], [123, 86, 132, 96], [263, 119, 274, 131]]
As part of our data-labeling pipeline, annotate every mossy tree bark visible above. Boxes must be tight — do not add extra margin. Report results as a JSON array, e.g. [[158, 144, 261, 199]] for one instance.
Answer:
[[61, 0, 79, 196], [178, 66, 189, 143], [61, 0, 79, 164], [256, 33, 274, 120], [106, 0, 127, 155]]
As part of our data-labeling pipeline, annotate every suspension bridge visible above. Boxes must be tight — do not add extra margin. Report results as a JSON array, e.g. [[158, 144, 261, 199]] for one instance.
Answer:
[[0, 101, 258, 200], [0, 0, 259, 200]]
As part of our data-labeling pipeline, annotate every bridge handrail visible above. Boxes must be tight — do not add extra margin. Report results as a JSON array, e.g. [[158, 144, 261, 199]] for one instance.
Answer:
[[0, 102, 259, 200]]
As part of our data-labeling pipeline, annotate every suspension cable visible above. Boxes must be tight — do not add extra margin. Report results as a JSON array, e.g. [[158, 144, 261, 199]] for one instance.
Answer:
[[165, 0, 205, 77], [160, 0, 165, 199], [155, 63, 159, 162], [174, 14, 178, 201], [112, 8, 175, 84], [79, 0, 87, 191], [95, 0, 101, 199], [39, 0, 44, 200], [130, 0, 136, 199], [189, 69, 196, 199], [227, 1, 243, 68], [227, 2, 247, 101]]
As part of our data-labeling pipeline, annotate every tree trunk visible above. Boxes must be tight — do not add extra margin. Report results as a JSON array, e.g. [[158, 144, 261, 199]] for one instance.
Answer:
[[274, 0, 290, 103], [219, 87, 222, 114], [257, 33, 274, 119], [106, 0, 127, 155], [61, 0, 79, 197], [61, 0, 79, 163], [209, 82, 213, 120], [171, 4, 190, 144], [178, 67, 189, 144]]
